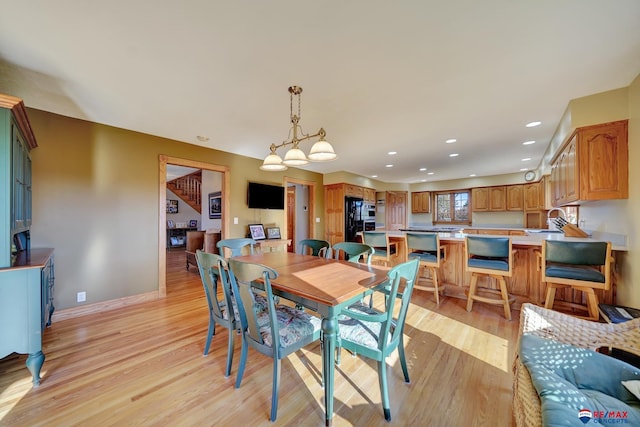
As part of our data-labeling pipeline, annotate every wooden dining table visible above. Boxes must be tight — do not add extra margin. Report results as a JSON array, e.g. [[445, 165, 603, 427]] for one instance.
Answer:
[[233, 251, 390, 426]]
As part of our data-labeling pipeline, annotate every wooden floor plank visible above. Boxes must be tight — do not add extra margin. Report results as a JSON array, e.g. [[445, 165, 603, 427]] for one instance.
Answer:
[[0, 250, 517, 426]]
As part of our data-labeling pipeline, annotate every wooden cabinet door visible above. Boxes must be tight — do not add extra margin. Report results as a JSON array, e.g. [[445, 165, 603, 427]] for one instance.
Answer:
[[344, 184, 363, 198], [363, 187, 376, 204], [324, 184, 345, 246], [524, 182, 540, 210], [489, 186, 506, 211], [579, 120, 628, 200], [506, 185, 523, 211], [563, 134, 579, 204], [471, 188, 489, 211], [385, 191, 407, 230], [411, 191, 430, 213]]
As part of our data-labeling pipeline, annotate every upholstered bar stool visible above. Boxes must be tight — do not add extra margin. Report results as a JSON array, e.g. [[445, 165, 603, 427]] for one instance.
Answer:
[[406, 232, 446, 305], [465, 236, 515, 320], [363, 231, 397, 266], [541, 240, 613, 321]]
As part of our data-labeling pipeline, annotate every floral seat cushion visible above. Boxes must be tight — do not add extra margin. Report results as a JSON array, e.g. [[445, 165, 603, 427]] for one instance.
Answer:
[[257, 305, 321, 348], [338, 302, 393, 350]]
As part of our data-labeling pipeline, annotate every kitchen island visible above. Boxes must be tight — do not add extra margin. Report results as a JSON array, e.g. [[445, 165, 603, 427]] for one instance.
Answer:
[[375, 228, 626, 313]]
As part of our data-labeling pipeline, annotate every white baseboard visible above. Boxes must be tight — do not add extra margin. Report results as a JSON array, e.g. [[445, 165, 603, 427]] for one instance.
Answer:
[[51, 291, 160, 322]]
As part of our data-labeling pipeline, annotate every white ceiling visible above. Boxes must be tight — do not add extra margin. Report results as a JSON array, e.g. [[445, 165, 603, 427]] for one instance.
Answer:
[[1, 1, 639, 184]]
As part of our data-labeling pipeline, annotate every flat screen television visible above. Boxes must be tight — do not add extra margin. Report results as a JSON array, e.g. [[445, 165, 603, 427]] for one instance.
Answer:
[[247, 182, 285, 210]]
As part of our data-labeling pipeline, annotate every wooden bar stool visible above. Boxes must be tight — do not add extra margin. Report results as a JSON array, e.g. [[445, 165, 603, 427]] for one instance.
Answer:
[[465, 236, 515, 320], [541, 240, 613, 321], [406, 232, 446, 305]]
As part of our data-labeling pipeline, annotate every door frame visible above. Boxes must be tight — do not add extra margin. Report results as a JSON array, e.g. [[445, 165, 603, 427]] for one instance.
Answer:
[[283, 177, 317, 242], [158, 155, 230, 297]]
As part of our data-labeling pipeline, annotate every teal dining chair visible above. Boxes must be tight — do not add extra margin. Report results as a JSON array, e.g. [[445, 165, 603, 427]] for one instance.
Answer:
[[194, 250, 238, 376], [336, 258, 420, 421], [406, 232, 445, 305], [217, 238, 258, 258], [227, 258, 322, 422], [331, 242, 374, 264], [299, 238, 330, 257]]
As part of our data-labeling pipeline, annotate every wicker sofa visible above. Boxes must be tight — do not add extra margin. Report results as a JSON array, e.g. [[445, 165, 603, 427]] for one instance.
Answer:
[[513, 303, 640, 426]]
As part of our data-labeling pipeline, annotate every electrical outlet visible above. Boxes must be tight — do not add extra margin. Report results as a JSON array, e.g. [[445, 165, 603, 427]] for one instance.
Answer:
[[77, 291, 86, 303], [233, 217, 239, 225]]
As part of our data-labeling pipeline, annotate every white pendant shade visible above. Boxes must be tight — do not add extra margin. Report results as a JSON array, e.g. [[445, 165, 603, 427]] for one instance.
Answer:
[[308, 139, 337, 161], [282, 147, 309, 166], [260, 152, 288, 171]]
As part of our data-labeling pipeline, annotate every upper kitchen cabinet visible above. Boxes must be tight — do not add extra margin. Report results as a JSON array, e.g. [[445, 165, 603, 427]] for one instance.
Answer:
[[524, 180, 545, 210], [550, 120, 628, 206], [506, 185, 523, 211], [363, 187, 376, 204], [411, 191, 431, 213], [472, 186, 506, 212]]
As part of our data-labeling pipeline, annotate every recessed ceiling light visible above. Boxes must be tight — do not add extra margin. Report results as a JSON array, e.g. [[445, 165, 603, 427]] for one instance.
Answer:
[[519, 168, 528, 171], [446, 138, 457, 144], [388, 151, 397, 155], [427, 172, 434, 175], [526, 121, 541, 127], [419, 167, 427, 171], [196, 135, 210, 142], [385, 164, 393, 168], [521, 158, 531, 161], [522, 140, 536, 145], [469, 174, 476, 177], [371, 175, 378, 178], [449, 153, 459, 157], [421, 179, 427, 182]]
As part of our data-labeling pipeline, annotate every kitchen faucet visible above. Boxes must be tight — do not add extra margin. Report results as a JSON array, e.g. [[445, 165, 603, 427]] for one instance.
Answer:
[[547, 207, 567, 230]]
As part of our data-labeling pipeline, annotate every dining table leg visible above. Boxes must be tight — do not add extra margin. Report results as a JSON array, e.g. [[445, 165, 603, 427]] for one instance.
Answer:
[[321, 314, 338, 426]]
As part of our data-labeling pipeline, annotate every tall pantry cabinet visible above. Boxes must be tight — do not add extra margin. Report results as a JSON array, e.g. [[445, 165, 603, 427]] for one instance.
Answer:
[[0, 94, 55, 386]]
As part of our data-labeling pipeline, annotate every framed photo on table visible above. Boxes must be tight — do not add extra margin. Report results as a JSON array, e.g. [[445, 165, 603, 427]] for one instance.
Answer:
[[248, 224, 266, 240], [189, 220, 198, 228], [266, 227, 281, 240]]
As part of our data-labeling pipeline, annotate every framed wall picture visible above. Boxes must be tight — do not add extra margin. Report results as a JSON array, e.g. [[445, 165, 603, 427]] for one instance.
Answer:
[[166, 199, 178, 214], [189, 219, 198, 228], [248, 224, 266, 240], [266, 227, 281, 240], [209, 191, 222, 219]]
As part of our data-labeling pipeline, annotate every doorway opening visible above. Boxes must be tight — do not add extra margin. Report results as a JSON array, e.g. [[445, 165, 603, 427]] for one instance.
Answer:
[[283, 177, 316, 253], [158, 155, 229, 297]]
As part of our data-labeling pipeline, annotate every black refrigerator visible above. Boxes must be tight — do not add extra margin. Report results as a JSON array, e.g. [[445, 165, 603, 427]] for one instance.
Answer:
[[345, 197, 364, 242]]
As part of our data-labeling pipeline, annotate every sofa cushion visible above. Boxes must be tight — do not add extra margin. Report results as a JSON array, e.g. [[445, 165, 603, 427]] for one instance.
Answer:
[[519, 335, 640, 426]]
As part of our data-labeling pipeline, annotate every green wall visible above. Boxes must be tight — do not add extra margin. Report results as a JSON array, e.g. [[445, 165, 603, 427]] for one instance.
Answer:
[[27, 109, 324, 310]]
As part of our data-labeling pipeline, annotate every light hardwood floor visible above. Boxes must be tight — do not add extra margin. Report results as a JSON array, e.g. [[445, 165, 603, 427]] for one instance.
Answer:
[[0, 252, 519, 426]]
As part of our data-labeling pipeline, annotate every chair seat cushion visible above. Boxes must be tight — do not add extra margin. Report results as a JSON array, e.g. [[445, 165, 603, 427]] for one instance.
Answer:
[[520, 335, 640, 426], [546, 265, 605, 283], [221, 293, 268, 323], [257, 305, 321, 348], [338, 303, 392, 350], [468, 257, 509, 271], [408, 251, 437, 263]]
